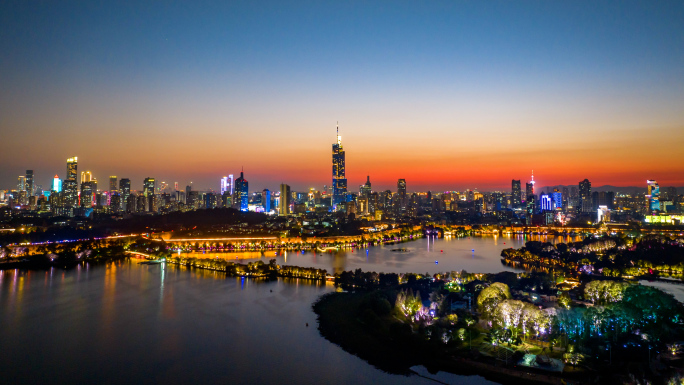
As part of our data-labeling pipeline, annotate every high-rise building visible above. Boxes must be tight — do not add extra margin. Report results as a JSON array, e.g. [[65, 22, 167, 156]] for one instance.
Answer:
[[578, 179, 592, 213], [261, 189, 271, 212], [360, 175, 372, 197], [144, 178, 155, 212], [109, 176, 118, 198], [551, 189, 563, 210], [332, 124, 347, 211], [511, 179, 521, 208], [80, 180, 96, 207], [81, 171, 93, 183], [647, 180, 660, 211], [279, 184, 291, 215], [63, 157, 79, 210], [540, 193, 552, 212], [17, 176, 26, 192], [233, 171, 248, 212], [220, 176, 230, 195], [25, 170, 34, 196], [66, 157, 78, 181], [119, 179, 131, 211], [52, 175, 62, 193]]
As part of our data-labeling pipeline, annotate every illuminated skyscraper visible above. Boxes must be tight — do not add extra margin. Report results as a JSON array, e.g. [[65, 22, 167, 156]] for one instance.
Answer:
[[80, 180, 96, 207], [220, 176, 229, 195], [646, 180, 660, 211], [578, 179, 592, 213], [17, 176, 26, 192], [397, 178, 407, 213], [279, 184, 291, 215], [229, 174, 234, 195], [540, 193, 552, 212], [233, 171, 248, 212], [119, 178, 131, 211], [25, 170, 34, 196], [66, 157, 78, 181], [63, 157, 79, 209], [144, 177, 155, 212], [109, 176, 118, 199], [262, 189, 271, 212], [332, 124, 347, 211], [52, 175, 62, 193], [511, 179, 521, 208], [360, 175, 372, 197]]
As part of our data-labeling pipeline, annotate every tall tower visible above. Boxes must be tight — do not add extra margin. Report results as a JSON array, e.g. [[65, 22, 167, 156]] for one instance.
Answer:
[[64, 157, 79, 209], [233, 171, 249, 212], [279, 184, 291, 215], [25, 170, 34, 196], [143, 177, 155, 212], [646, 180, 660, 211], [511, 179, 521, 208], [578, 179, 592, 213], [332, 123, 347, 211]]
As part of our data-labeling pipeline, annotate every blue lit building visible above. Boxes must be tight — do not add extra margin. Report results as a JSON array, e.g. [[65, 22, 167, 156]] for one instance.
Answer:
[[233, 171, 249, 212], [540, 193, 552, 212]]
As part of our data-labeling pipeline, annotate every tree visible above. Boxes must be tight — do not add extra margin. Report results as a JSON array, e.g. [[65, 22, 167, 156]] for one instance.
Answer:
[[477, 282, 511, 317]]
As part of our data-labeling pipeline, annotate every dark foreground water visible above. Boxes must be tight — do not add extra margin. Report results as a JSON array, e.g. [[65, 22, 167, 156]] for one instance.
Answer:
[[0, 261, 496, 385]]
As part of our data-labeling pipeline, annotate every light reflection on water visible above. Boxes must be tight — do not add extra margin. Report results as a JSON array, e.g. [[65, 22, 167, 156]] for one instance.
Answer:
[[230, 234, 584, 275], [0, 261, 497, 385]]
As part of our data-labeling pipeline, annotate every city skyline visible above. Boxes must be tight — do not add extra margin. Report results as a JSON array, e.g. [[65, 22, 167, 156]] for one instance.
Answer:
[[1, 2, 684, 190]]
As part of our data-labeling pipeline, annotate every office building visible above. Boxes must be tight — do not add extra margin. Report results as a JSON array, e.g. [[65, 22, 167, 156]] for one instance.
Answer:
[[578, 179, 592, 213], [25, 170, 34, 196], [119, 179, 131, 211], [332, 124, 347, 211], [144, 177, 155, 212], [647, 180, 660, 211], [233, 171, 248, 212], [52, 175, 62, 193], [511, 179, 521, 208], [360, 175, 372, 197], [262, 189, 271, 212], [279, 184, 291, 215]]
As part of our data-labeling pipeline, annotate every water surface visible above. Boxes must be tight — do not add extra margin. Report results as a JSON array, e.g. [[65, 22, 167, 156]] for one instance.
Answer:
[[0, 261, 495, 385]]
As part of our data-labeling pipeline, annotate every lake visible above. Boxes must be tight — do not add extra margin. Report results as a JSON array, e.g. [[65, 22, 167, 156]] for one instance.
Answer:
[[203, 234, 583, 275], [0, 261, 496, 385]]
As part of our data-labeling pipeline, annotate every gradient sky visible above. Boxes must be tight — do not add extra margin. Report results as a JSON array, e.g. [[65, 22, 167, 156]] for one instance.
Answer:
[[1, 1, 683, 193]]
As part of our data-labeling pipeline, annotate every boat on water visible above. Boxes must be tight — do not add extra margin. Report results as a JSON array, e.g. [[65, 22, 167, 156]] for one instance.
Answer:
[[139, 260, 163, 265]]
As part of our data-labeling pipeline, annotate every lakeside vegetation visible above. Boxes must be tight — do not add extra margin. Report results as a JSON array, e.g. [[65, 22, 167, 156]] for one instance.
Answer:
[[501, 234, 684, 280], [315, 262, 684, 384]]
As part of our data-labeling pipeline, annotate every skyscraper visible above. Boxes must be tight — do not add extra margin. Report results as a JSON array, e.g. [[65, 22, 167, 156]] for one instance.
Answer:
[[397, 178, 407, 213], [80, 180, 96, 207], [332, 124, 347, 211], [52, 175, 62, 193], [647, 180, 660, 211], [25, 170, 34, 196], [17, 176, 26, 192], [511, 179, 521, 208], [229, 174, 234, 195], [63, 157, 79, 209], [233, 171, 248, 212], [261, 189, 271, 212], [360, 175, 372, 197], [144, 177, 155, 212], [220, 176, 229, 195], [66, 157, 78, 181], [578, 179, 592, 213], [119, 178, 131, 211], [109, 176, 118, 200], [279, 184, 291, 215]]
